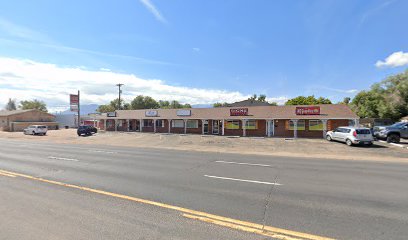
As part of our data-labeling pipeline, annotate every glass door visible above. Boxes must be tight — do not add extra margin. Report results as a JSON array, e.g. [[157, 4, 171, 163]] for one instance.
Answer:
[[212, 120, 219, 134], [203, 120, 209, 134]]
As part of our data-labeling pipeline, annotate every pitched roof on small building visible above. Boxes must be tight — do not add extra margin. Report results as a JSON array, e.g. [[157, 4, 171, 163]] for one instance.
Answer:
[[96, 104, 358, 120], [0, 109, 54, 117]]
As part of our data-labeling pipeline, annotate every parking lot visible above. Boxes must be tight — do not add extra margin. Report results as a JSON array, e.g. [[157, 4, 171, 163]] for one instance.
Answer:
[[0, 129, 406, 162]]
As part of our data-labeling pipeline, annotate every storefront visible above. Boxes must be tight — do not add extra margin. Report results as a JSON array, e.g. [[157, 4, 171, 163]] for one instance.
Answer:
[[94, 104, 359, 138]]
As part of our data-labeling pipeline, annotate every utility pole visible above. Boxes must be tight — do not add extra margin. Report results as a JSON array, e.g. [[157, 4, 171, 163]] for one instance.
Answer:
[[77, 90, 80, 127], [116, 83, 124, 110]]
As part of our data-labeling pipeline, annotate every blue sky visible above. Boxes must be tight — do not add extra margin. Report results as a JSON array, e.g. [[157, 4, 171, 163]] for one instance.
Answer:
[[0, 0, 407, 111]]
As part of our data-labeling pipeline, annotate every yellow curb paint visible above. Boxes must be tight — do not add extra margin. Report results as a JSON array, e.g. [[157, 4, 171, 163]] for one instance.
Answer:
[[182, 213, 303, 240], [0, 171, 16, 177], [0, 169, 335, 240]]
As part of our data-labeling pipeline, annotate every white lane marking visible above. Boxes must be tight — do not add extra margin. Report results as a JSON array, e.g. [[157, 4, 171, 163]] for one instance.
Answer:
[[215, 160, 272, 167], [88, 150, 117, 154], [204, 175, 282, 186], [48, 156, 79, 162]]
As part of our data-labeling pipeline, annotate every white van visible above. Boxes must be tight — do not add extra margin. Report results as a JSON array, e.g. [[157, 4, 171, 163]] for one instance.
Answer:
[[24, 125, 48, 135]]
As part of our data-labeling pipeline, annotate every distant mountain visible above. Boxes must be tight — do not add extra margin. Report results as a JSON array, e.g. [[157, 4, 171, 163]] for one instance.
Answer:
[[54, 104, 99, 115]]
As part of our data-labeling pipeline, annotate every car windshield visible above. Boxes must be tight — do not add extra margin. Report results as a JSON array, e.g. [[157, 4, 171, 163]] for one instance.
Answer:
[[389, 122, 406, 128]]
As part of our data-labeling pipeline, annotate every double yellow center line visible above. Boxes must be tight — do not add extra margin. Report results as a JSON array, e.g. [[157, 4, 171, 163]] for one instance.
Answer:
[[0, 169, 335, 240]]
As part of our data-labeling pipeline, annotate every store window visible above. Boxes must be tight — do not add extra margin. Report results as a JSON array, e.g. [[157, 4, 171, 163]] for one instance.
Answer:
[[186, 120, 198, 128], [225, 120, 240, 129], [143, 119, 153, 127], [244, 120, 258, 130], [155, 120, 164, 127], [309, 120, 323, 131], [172, 120, 184, 128], [286, 120, 305, 130]]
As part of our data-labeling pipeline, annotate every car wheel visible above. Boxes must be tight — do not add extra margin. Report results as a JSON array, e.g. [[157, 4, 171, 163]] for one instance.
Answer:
[[346, 139, 353, 146], [326, 135, 332, 141], [32, 131, 36, 135], [386, 134, 400, 143]]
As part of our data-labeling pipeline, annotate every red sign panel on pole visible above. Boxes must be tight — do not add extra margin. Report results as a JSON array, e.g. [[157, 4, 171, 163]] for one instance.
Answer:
[[230, 108, 249, 116], [70, 94, 79, 105], [295, 106, 320, 115]]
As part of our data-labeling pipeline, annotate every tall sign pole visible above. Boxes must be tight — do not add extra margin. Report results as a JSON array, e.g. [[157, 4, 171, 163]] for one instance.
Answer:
[[116, 83, 124, 110], [77, 90, 80, 127]]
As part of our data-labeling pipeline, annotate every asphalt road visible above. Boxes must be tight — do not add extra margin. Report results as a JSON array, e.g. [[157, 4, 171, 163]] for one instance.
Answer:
[[0, 138, 407, 240]]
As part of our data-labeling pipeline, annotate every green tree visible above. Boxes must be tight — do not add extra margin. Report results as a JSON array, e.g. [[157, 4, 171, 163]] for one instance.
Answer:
[[285, 95, 332, 105], [5, 98, 17, 110], [130, 95, 159, 109], [351, 69, 408, 120], [257, 94, 267, 102], [19, 99, 48, 112], [159, 100, 170, 108], [96, 98, 129, 113], [213, 102, 230, 107], [269, 102, 278, 106], [338, 97, 351, 105]]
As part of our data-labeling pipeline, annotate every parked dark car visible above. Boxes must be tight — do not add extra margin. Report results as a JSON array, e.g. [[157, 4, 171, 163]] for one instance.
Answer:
[[77, 125, 97, 136], [373, 122, 408, 143]]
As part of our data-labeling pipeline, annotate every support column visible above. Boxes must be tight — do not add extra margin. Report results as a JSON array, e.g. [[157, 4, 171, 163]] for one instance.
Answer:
[[126, 119, 130, 132], [153, 119, 157, 133], [291, 119, 298, 139], [354, 118, 359, 127], [104, 119, 107, 131], [140, 119, 143, 132], [168, 120, 171, 133], [201, 120, 205, 135], [272, 120, 275, 136], [321, 119, 328, 139], [114, 119, 118, 131], [222, 119, 225, 136], [183, 119, 187, 134], [267, 120, 272, 137], [242, 119, 247, 137]]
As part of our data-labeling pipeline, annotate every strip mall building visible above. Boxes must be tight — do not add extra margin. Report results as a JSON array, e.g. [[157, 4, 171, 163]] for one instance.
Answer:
[[95, 104, 359, 138]]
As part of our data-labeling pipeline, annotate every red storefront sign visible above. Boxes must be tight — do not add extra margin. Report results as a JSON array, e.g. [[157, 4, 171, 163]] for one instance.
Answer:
[[70, 94, 79, 105], [230, 108, 248, 116], [296, 106, 320, 115]]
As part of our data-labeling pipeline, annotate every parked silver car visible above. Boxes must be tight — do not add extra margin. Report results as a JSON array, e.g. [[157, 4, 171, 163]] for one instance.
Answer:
[[326, 126, 373, 146]]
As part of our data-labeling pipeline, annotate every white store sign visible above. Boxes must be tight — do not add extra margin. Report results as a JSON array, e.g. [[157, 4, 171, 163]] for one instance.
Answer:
[[177, 109, 191, 116], [145, 110, 158, 117]]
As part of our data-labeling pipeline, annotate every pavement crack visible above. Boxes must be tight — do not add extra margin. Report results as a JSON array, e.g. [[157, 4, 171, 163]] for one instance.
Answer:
[[261, 175, 278, 231]]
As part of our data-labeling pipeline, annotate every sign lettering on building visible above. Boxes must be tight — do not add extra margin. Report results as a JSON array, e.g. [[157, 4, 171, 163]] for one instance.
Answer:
[[145, 110, 158, 117], [230, 108, 249, 116], [107, 112, 116, 117], [176, 109, 191, 116], [295, 106, 320, 115]]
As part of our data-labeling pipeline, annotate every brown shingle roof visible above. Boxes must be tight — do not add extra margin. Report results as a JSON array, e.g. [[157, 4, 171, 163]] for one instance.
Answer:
[[96, 104, 358, 120]]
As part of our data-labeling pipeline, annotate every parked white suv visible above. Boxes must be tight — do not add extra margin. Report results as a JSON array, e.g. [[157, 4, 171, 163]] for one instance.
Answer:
[[24, 125, 48, 135], [326, 126, 373, 146]]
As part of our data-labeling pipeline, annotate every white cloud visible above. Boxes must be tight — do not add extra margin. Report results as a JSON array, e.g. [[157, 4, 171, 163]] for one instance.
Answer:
[[0, 57, 287, 112], [139, 0, 167, 23], [375, 51, 408, 68], [192, 48, 200, 52]]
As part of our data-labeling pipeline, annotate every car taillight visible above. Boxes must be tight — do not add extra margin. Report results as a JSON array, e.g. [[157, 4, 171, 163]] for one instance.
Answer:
[[353, 131, 357, 137]]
